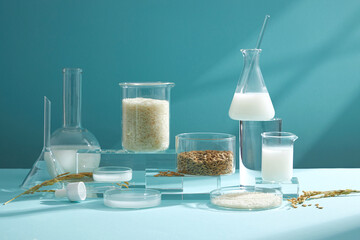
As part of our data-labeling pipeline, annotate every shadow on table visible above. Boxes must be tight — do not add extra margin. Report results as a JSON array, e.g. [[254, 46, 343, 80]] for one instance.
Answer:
[[0, 200, 96, 218], [74, 198, 181, 212], [262, 214, 360, 240], [182, 201, 291, 213], [0, 197, 183, 217]]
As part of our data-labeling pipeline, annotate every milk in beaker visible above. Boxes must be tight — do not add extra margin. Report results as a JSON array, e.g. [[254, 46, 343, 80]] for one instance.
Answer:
[[261, 145, 293, 182], [229, 92, 275, 121]]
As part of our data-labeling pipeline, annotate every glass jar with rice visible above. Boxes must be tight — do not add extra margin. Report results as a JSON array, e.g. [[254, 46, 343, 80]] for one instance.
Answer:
[[119, 82, 175, 152]]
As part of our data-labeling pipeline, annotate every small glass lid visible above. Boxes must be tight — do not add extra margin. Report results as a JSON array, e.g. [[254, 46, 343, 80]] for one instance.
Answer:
[[119, 82, 175, 88], [104, 189, 161, 209], [176, 132, 235, 141], [210, 186, 283, 211], [93, 166, 132, 182]]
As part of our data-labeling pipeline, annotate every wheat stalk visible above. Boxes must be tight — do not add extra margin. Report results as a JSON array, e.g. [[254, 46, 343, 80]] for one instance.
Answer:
[[288, 189, 360, 208], [3, 172, 93, 205]]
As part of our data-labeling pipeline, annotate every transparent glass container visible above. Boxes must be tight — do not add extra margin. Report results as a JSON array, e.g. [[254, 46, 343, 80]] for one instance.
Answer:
[[176, 133, 236, 176], [210, 186, 283, 211], [261, 132, 298, 182], [229, 49, 275, 121], [50, 68, 101, 173], [119, 82, 175, 152], [104, 189, 161, 209]]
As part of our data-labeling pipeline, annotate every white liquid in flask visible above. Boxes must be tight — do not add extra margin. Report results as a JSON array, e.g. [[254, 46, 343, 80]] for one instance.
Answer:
[[229, 92, 275, 121], [45, 145, 100, 173]]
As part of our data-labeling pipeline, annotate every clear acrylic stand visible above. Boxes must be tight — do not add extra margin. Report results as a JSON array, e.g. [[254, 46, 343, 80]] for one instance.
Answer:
[[76, 149, 177, 187], [75, 149, 239, 199], [145, 169, 222, 193], [255, 177, 299, 199]]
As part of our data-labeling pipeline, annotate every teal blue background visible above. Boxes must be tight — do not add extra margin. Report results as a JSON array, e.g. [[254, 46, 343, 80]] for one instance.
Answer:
[[1, 0, 360, 168]]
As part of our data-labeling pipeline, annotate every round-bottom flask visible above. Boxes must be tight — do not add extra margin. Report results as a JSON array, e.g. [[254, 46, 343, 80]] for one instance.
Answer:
[[50, 68, 100, 173]]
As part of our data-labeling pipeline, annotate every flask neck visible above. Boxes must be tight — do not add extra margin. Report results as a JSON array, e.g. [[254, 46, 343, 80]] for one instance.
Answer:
[[242, 49, 261, 69], [236, 49, 265, 93], [44, 96, 51, 149], [63, 68, 82, 128]]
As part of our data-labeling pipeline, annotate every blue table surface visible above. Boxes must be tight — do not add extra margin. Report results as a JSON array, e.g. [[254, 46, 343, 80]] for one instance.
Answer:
[[1, 168, 360, 240]]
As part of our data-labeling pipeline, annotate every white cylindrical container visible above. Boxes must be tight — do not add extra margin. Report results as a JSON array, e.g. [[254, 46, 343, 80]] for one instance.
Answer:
[[261, 132, 298, 182]]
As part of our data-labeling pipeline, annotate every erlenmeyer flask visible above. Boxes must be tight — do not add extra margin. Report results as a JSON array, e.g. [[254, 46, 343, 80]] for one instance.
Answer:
[[21, 97, 64, 189], [51, 68, 101, 173], [229, 49, 275, 121]]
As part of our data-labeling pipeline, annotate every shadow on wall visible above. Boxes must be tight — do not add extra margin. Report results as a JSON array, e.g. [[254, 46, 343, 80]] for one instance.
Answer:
[[269, 8, 360, 168], [3, 0, 360, 169], [0, 0, 294, 169], [301, 91, 360, 168], [111, 1, 295, 151], [271, 7, 360, 105]]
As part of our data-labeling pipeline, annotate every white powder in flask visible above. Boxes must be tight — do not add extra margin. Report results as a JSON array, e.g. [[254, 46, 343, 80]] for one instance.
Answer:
[[211, 192, 282, 210], [122, 97, 169, 152]]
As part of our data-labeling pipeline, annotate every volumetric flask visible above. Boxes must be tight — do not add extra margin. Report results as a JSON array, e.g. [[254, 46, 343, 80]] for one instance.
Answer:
[[50, 68, 101, 173], [261, 132, 298, 182], [229, 49, 275, 121], [119, 82, 175, 152]]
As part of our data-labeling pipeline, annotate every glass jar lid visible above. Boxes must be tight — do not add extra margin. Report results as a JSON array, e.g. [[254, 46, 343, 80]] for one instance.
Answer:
[[119, 82, 175, 88]]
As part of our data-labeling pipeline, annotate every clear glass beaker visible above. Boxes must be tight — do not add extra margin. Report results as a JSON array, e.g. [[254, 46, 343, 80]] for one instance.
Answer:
[[176, 132, 236, 176], [229, 49, 275, 121], [119, 82, 175, 152], [50, 68, 101, 173], [261, 132, 298, 182]]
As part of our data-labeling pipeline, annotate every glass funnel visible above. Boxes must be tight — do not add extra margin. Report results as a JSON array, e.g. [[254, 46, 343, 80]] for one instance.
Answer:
[[51, 68, 101, 173], [261, 132, 298, 182], [229, 49, 275, 121], [119, 82, 174, 152], [21, 97, 64, 189]]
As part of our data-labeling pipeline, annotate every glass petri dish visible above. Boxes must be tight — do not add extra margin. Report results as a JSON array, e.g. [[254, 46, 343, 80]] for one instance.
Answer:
[[104, 189, 161, 209], [210, 186, 283, 211], [93, 166, 132, 182]]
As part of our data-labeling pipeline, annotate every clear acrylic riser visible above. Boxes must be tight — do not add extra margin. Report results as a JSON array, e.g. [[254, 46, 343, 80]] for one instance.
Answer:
[[255, 177, 299, 199], [75, 149, 240, 199], [145, 169, 239, 199], [76, 149, 177, 186]]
